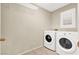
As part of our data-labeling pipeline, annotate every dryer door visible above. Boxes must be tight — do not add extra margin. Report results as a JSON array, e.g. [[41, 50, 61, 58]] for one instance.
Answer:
[[58, 37, 76, 54], [59, 38, 72, 49], [45, 34, 52, 43]]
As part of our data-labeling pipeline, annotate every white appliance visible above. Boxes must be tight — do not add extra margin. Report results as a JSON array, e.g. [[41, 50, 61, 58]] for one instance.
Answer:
[[44, 31, 56, 51], [56, 31, 79, 55]]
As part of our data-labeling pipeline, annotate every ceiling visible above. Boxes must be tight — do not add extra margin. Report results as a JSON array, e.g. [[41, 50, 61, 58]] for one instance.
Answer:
[[34, 3, 69, 12], [19, 3, 69, 12]]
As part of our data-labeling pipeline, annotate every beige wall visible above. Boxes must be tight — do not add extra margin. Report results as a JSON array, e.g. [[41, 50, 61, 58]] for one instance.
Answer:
[[0, 4, 1, 37], [1, 3, 52, 54], [51, 4, 77, 31], [78, 4, 79, 31], [0, 3, 1, 54]]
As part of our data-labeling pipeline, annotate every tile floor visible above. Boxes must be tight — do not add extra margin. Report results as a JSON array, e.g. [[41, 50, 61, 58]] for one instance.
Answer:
[[23, 47, 58, 55]]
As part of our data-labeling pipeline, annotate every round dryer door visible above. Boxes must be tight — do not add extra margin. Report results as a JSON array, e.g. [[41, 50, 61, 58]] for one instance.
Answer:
[[45, 35, 52, 42], [59, 38, 72, 49], [58, 37, 76, 54]]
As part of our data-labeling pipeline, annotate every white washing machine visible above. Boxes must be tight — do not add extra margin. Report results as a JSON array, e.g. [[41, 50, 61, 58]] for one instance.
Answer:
[[44, 31, 56, 51], [56, 31, 79, 55]]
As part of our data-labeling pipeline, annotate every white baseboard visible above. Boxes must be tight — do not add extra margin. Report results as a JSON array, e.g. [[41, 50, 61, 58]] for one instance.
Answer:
[[18, 46, 42, 55]]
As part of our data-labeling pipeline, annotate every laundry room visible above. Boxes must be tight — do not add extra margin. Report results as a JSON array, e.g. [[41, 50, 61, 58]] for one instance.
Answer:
[[0, 3, 79, 55]]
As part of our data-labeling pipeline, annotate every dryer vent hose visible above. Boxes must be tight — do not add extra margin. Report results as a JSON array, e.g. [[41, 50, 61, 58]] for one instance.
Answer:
[[77, 41, 79, 48], [0, 38, 6, 42]]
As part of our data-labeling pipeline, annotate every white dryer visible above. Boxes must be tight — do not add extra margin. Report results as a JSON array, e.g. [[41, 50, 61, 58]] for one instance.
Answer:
[[56, 31, 79, 55], [44, 31, 56, 51]]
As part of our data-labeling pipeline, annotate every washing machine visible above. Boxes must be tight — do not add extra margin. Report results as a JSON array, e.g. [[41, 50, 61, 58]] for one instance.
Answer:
[[44, 31, 56, 51], [56, 31, 79, 55]]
